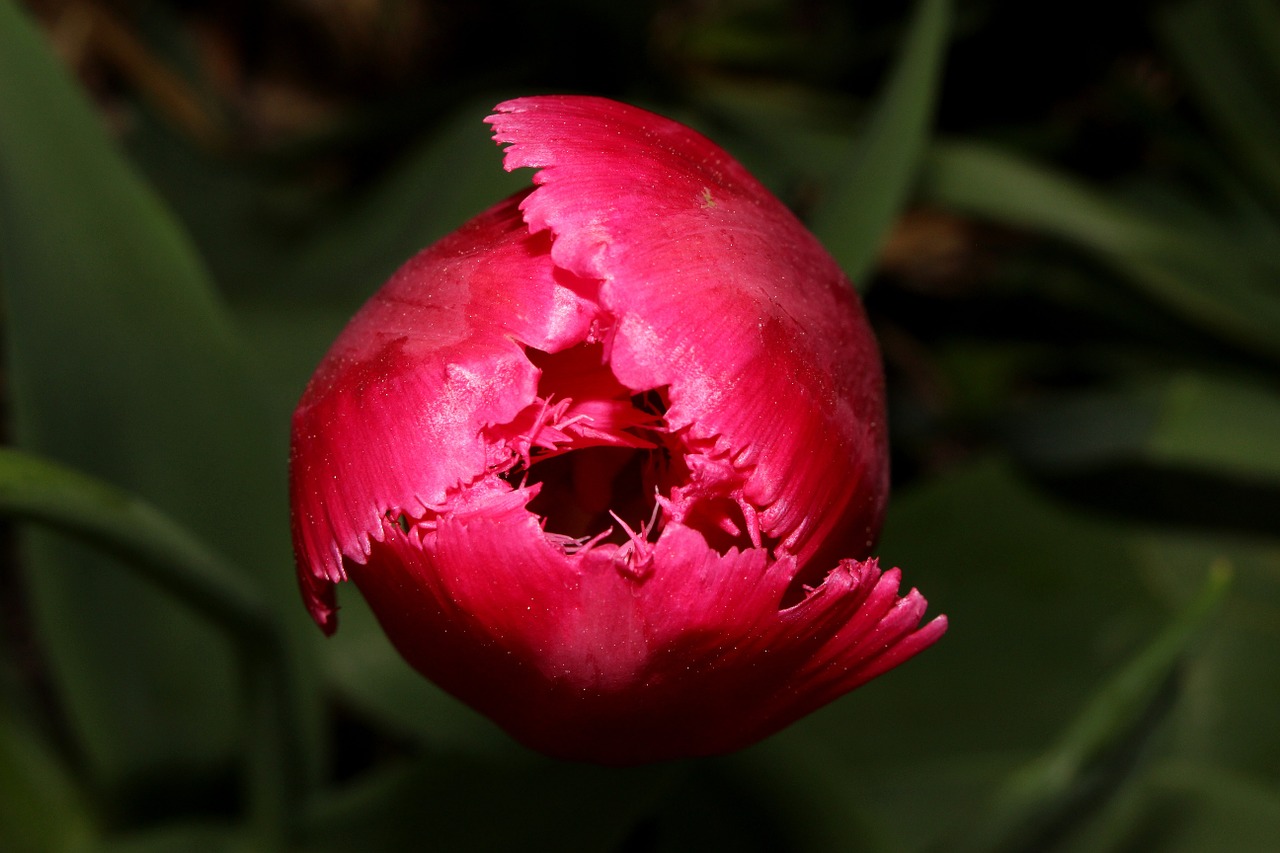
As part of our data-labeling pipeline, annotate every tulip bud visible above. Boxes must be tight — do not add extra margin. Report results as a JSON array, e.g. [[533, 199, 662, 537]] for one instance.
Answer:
[[290, 95, 946, 763]]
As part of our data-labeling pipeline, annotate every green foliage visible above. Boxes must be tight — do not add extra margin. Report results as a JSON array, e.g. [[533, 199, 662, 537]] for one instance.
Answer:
[[2, 0, 1278, 849], [0, 692, 96, 851], [0, 0, 321, 817], [809, 0, 952, 288], [0, 0, 242, 795]]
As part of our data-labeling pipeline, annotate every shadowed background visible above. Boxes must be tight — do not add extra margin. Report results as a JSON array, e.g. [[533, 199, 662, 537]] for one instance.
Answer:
[[2, 1, 1278, 851]]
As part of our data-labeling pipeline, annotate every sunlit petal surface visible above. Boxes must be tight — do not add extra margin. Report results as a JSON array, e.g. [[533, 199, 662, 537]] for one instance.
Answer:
[[290, 95, 946, 762]]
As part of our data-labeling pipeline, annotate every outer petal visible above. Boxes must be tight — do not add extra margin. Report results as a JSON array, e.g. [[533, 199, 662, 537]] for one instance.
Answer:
[[289, 191, 601, 630], [350, 482, 944, 764], [291, 96, 946, 762], [487, 97, 889, 575]]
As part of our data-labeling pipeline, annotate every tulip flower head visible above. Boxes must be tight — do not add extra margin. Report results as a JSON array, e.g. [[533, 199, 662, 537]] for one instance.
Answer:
[[290, 95, 946, 763]]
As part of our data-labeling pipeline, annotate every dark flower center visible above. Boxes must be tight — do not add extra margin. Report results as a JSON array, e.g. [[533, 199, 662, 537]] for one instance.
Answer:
[[487, 340, 759, 562]]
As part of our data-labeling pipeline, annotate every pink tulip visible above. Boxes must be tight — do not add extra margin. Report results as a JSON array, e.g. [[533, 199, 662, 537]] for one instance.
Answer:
[[290, 95, 946, 763]]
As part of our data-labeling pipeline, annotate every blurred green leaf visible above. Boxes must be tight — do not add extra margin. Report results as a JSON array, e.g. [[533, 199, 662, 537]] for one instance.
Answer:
[[1155, 0, 1280, 206], [270, 97, 528, 301], [1148, 375, 1280, 481], [827, 457, 1163, 760], [1057, 760, 1280, 853], [0, 699, 97, 852], [809, 0, 951, 287], [1007, 373, 1280, 486], [299, 755, 677, 853], [1125, 762, 1280, 853], [739, 458, 1165, 852], [130, 96, 526, 306], [921, 141, 1280, 359], [146, 98, 531, 416], [683, 83, 860, 202], [1135, 533, 1280, 778], [1002, 374, 1280, 538], [666, 0, 855, 79], [93, 822, 248, 853], [0, 447, 271, 636], [937, 564, 1230, 853], [0, 446, 309, 842], [0, 0, 316, 799]]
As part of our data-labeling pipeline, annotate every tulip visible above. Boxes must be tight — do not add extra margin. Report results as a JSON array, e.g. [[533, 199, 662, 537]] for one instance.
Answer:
[[290, 95, 946, 763]]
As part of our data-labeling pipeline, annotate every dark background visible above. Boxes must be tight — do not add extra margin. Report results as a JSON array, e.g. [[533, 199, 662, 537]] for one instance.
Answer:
[[3, 1, 1279, 850]]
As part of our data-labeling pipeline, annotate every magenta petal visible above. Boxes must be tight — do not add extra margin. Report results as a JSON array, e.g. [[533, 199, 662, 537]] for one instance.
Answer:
[[290, 192, 601, 630], [352, 491, 943, 762], [487, 96, 888, 572], [290, 95, 945, 760]]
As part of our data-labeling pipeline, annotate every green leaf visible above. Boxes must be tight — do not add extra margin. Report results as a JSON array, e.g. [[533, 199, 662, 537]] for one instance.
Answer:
[[920, 141, 1280, 359], [1155, 0, 1280, 206], [936, 564, 1231, 853], [809, 0, 951, 287], [835, 458, 1164, 760], [127, 95, 527, 307], [0, 448, 272, 635], [272, 98, 528, 301], [742, 458, 1166, 852], [1135, 533, 1280, 778], [0, 0, 315, 799], [1059, 761, 1280, 853], [0, 699, 97, 852], [93, 822, 249, 853], [0, 447, 310, 843], [682, 82, 862, 202], [1007, 373, 1280, 487], [1135, 762, 1280, 852], [299, 756, 677, 853]]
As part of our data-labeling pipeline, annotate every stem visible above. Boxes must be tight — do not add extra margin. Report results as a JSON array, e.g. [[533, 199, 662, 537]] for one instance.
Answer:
[[0, 446, 305, 846]]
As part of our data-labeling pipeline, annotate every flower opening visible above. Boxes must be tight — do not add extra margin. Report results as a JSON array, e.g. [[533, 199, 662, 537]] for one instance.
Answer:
[[289, 95, 946, 763]]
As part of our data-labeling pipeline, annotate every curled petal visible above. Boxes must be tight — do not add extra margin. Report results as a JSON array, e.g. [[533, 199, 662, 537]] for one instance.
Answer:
[[351, 486, 944, 763], [488, 96, 888, 574], [290, 95, 945, 759], [290, 192, 601, 629]]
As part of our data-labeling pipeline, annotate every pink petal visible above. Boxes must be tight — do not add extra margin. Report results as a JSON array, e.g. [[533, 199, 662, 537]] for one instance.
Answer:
[[290, 191, 601, 630], [487, 96, 888, 580], [352, 489, 944, 762], [290, 95, 945, 761]]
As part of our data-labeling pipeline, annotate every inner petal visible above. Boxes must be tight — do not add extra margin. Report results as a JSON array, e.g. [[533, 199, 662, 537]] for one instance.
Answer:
[[484, 340, 767, 561], [524, 445, 655, 545]]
